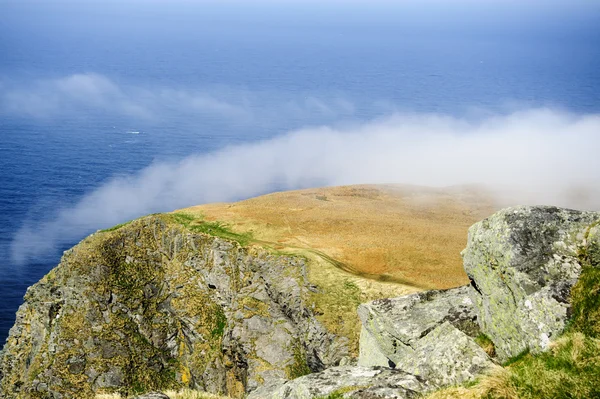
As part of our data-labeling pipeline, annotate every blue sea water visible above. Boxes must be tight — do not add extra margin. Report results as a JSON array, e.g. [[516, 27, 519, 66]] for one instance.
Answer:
[[1, 1, 599, 344]]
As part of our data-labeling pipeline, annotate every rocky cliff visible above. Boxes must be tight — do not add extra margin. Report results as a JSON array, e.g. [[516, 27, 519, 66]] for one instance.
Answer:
[[0, 214, 347, 399], [2, 205, 599, 399]]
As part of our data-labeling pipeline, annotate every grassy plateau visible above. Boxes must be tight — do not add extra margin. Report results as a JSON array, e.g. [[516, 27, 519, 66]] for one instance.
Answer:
[[178, 184, 497, 291], [93, 184, 599, 398]]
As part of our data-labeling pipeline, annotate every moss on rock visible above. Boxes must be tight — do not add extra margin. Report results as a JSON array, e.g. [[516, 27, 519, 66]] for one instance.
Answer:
[[462, 206, 600, 361], [0, 215, 347, 399]]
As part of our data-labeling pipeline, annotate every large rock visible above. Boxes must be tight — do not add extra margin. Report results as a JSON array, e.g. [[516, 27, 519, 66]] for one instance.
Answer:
[[0, 216, 347, 399], [462, 206, 600, 361], [248, 366, 431, 399], [397, 322, 492, 386], [357, 286, 492, 385]]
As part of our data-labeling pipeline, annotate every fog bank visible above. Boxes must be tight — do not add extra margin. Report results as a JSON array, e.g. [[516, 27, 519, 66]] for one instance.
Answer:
[[11, 109, 600, 264]]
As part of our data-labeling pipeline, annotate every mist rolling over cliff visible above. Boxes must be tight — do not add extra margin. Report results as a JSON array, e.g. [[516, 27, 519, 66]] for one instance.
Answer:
[[8, 107, 600, 264]]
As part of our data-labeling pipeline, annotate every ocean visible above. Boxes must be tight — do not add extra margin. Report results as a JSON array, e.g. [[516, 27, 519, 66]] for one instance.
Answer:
[[1, 1, 599, 344]]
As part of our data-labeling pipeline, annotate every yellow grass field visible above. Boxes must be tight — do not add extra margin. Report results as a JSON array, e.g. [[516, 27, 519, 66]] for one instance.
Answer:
[[180, 184, 497, 290]]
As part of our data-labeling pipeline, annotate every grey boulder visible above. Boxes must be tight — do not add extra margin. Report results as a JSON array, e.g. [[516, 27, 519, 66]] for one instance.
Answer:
[[462, 206, 600, 361], [248, 366, 430, 399], [357, 286, 492, 385]]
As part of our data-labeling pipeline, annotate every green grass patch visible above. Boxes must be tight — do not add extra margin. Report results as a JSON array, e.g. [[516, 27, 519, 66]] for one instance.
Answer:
[[463, 378, 480, 389], [172, 213, 196, 224], [309, 278, 365, 355], [100, 220, 133, 233], [286, 341, 312, 380], [497, 332, 600, 399], [571, 235, 600, 338], [570, 266, 600, 338], [585, 222, 600, 268], [168, 212, 254, 246], [502, 348, 530, 368], [210, 307, 227, 338]]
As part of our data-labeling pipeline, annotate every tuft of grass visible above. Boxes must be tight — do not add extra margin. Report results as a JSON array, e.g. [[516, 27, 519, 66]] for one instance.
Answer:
[[286, 340, 312, 380], [501, 348, 530, 367], [100, 220, 133, 233], [210, 307, 227, 338], [424, 366, 517, 399], [474, 333, 496, 358], [317, 392, 344, 399]]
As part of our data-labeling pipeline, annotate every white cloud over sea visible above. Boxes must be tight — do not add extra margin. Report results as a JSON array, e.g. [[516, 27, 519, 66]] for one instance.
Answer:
[[1, 73, 248, 120], [9, 106, 600, 264], [0, 73, 356, 125]]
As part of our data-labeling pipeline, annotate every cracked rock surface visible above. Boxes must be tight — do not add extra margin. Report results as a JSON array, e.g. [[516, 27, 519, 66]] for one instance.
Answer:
[[248, 366, 431, 399], [463, 206, 600, 360], [357, 286, 492, 385]]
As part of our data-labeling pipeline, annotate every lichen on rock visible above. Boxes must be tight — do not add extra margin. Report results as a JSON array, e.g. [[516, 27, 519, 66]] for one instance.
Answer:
[[0, 215, 347, 399], [462, 206, 600, 361], [357, 286, 492, 386], [247, 365, 431, 399]]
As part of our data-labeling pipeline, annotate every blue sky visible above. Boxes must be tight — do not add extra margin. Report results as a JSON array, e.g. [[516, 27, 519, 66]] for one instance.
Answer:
[[2, 0, 599, 34]]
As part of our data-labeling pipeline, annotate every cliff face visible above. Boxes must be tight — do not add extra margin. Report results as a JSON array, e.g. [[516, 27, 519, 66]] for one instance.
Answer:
[[0, 215, 347, 399]]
